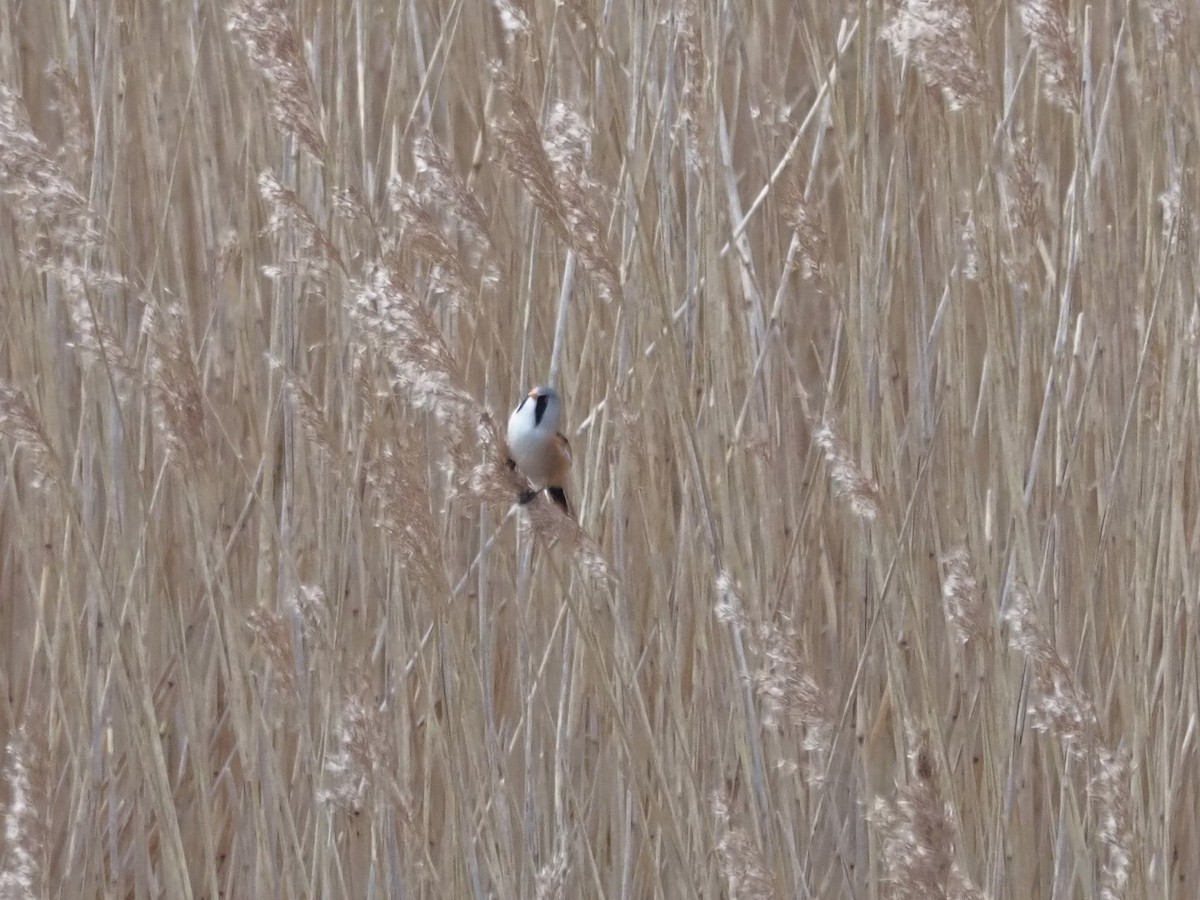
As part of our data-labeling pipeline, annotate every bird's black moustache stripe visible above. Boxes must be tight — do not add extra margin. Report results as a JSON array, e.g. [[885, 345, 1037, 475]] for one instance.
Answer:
[[534, 394, 549, 425]]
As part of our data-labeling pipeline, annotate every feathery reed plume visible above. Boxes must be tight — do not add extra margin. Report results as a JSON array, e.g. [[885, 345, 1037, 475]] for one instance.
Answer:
[[813, 420, 882, 522], [782, 175, 830, 289], [286, 583, 329, 642], [754, 621, 835, 778], [940, 548, 987, 644], [271, 358, 344, 480], [715, 574, 831, 777], [1004, 585, 1098, 750], [560, 0, 601, 38], [714, 569, 747, 629], [0, 83, 94, 250], [141, 299, 206, 472], [0, 382, 64, 490], [1158, 175, 1180, 241], [387, 175, 474, 302], [1141, 0, 1182, 50], [67, 301, 129, 374], [1005, 586, 1136, 898], [519, 494, 615, 583], [357, 358, 447, 589], [1157, 171, 1193, 247], [711, 792, 778, 900], [534, 841, 569, 900], [214, 228, 242, 282], [495, 81, 621, 301], [1002, 129, 1043, 288], [1187, 301, 1200, 357], [880, 0, 988, 111], [350, 266, 509, 495], [1007, 131, 1043, 238], [675, 0, 706, 173], [318, 673, 399, 811], [949, 870, 990, 900], [495, 79, 566, 225], [492, 0, 533, 43], [1092, 748, 1134, 900], [0, 711, 50, 899], [413, 131, 493, 256], [351, 267, 475, 429], [228, 0, 327, 160], [332, 185, 372, 228], [870, 731, 985, 900], [61, 266, 136, 391], [1019, 0, 1081, 113], [248, 606, 299, 700], [958, 211, 982, 282], [249, 585, 329, 705], [258, 170, 343, 280], [46, 63, 92, 178]]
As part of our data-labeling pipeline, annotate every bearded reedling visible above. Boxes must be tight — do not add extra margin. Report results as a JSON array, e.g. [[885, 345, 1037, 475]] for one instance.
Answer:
[[506, 385, 572, 515]]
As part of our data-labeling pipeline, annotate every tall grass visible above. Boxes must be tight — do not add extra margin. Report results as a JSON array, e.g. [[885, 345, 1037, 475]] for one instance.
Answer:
[[0, 0, 1195, 896]]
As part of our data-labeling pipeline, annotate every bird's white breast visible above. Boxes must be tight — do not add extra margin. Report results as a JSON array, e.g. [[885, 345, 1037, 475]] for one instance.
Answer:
[[508, 404, 555, 484]]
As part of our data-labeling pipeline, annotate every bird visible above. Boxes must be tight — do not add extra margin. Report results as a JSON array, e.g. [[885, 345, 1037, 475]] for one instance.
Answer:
[[506, 384, 572, 515]]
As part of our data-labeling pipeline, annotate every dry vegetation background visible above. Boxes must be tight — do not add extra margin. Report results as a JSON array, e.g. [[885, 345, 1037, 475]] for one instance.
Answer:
[[0, 0, 1197, 896]]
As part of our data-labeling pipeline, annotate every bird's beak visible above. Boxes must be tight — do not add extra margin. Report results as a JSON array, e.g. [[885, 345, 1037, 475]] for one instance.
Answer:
[[527, 388, 540, 398]]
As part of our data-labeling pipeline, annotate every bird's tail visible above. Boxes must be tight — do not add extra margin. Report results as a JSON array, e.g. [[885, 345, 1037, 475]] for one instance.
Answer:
[[547, 486, 570, 516]]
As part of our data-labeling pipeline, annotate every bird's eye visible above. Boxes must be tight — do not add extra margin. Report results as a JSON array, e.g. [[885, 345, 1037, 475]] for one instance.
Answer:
[[534, 394, 549, 424]]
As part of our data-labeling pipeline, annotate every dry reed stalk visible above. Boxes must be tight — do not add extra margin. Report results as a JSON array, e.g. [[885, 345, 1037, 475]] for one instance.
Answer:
[[0, 0, 1193, 895], [273, 359, 345, 481]]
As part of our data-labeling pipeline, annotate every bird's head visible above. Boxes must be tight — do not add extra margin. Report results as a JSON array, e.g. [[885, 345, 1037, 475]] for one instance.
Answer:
[[519, 385, 561, 429]]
